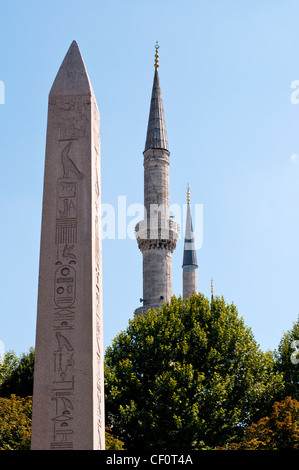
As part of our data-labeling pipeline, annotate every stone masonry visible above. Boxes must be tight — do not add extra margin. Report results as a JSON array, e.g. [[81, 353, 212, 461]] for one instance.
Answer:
[[31, 41, 105, 450], [135, 51, 179, 316]]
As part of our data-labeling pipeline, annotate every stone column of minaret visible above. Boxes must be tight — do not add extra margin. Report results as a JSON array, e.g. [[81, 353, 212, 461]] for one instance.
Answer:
[[182, 186, 198, 299], [135, 43, 179, 316], [31, 41, 105, 450]]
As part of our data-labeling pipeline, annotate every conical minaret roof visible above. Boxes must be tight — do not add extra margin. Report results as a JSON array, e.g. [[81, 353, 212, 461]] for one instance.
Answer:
[[144, 44, 169, 152], [182, 188, 198, 267]]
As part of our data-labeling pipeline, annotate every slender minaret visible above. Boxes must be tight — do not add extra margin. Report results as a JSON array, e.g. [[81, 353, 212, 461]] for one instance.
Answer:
[[182, 185, 198, 299], [135, 43, 179, 316], [31, 41, 104, 449]]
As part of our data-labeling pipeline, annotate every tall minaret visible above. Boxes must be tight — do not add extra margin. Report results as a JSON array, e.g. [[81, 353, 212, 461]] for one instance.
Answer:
[[135, 43, 179, 316], [182, 185, 198, 299]]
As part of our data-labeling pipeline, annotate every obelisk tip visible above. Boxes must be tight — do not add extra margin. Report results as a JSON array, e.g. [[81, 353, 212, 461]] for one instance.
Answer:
[[50, 40, 93, 96]]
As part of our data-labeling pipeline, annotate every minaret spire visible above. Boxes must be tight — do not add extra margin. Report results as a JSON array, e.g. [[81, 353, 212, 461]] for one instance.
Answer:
[[135, 43, 179, 316], [182, 185, 198, 299], [144, 43, 168, 152]]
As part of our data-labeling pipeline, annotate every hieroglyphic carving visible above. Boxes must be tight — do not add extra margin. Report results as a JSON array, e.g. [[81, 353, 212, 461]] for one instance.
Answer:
[[61, 142, 84, 180], [49, 94, 91, 140], [54, 266, 76, 308], [50, 373, 75, 450], [94, 142, 103, 448], [62, 244, 76, 261], [56, 219, 77, 245], [55, 142, 83, 246], [53, 307, 75, 331], [31, 40, 105, 450], [50, 135, 85, 450], [49, 94, 91, 113]]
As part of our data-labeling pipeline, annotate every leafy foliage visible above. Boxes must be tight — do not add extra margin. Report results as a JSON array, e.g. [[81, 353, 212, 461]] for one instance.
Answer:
[[105, 427, 125, 449], [0, 351, 19, 387], [0, 395, 123, 450], [0, 349, 124, 450], [274, 320, 299, 401], [105, 294, 284, 450], [2, 295, 297, 450], [239, 396, 299, 450], [0, 348, 34, 398], [0, 395, 32, 450]]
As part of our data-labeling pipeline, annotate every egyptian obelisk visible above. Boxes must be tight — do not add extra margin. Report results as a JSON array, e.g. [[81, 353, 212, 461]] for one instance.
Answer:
[[31, 41, 105, 450]]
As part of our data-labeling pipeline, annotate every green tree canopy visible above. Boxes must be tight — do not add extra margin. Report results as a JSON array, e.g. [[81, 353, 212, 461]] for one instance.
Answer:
[[0, 348, 34, 398], [105, 294, 284, 450], [0, 351, 18, 387], [274, 320, 299, 401]]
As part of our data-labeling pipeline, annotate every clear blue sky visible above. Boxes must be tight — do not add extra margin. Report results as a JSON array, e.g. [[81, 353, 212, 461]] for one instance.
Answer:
[[1, 0, 299, 357]]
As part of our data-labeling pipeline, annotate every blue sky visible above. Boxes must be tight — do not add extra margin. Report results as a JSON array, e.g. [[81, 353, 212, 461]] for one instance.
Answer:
[[1, 0, 299, 357]]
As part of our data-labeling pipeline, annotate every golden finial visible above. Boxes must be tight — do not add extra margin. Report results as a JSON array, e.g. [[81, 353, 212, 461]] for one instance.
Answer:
[[187, 184, 190, 204], [155, 41, 160, 68]]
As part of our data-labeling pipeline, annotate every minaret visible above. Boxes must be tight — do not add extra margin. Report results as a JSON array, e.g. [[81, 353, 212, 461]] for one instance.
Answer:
[[182, 185, 198, 299], [135, 43, 179, 316]]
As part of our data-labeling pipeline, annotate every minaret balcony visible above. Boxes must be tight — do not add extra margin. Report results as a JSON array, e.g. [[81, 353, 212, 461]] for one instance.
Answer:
[[134, 304, 162, 317], [135, 218, 180, 240], [135, 218, 180, 253]]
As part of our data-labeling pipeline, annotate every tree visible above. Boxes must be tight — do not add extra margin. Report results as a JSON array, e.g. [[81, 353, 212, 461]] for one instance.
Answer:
[[274, 320, 299, 401], [105, 427, 125, 450], [0, 348, 34, 398], [105, 294, 284, 450], [0, 348, 123, 450], [0, 351, 19, 387], [239, 396, 299, 450], [0, 395, 32, 450]]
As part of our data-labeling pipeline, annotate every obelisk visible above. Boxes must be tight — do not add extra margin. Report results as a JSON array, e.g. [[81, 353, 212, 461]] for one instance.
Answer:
[[31, 41, 105, 450]]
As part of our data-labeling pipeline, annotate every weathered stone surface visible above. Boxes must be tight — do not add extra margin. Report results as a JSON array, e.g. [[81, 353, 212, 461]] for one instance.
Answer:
[[31, 41, 104, 450], [145, 68, 168, 152], [183, 267, 198, 299], [135, 64, 179, 314]]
